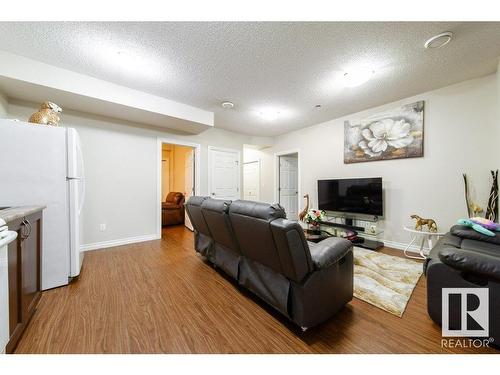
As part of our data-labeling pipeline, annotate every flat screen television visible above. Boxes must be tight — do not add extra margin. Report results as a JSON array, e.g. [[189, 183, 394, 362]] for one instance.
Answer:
[[318, 177, 383, 218]]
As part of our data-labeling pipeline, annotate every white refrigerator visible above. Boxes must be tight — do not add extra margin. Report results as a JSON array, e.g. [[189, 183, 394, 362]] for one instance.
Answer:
[[0, 119, 85, 290]]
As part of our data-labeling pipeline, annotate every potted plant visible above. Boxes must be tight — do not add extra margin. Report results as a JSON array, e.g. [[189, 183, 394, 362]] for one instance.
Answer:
[[304, 209, 326, 234]]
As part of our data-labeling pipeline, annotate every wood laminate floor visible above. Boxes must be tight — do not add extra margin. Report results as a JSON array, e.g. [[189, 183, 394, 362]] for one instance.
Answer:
[[15, 225, 497, 354]]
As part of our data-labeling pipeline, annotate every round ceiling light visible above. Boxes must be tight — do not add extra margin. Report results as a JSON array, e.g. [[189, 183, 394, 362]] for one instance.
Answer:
[[258, 109, 281, 121], [342, 68, 375, 88], [221, 101, 234, 109], [424, 32, 453, 49]]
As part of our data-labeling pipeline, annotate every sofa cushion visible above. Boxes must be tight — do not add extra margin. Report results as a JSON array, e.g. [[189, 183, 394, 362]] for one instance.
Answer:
[[270, 218, 314, 282], [201, 198, 240, 255], [438, 249, 500, 282], [451, 225, 500, 245], [229, 200, 286, 275], [185, 196, 211, 236], [460, 239, 500, 257]]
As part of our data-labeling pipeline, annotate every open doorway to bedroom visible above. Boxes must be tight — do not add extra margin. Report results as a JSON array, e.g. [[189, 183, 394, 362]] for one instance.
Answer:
[[159, 140, 200, 238], [276, 151, 300, 220]]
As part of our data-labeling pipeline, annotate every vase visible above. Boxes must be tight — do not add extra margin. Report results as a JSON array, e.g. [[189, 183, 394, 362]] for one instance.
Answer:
[[308, 222, 321, 235]]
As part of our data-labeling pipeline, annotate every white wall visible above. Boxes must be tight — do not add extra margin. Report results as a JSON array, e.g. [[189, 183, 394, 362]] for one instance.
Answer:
[[6, 101, 251, 249], [259, 74, 499, 247]]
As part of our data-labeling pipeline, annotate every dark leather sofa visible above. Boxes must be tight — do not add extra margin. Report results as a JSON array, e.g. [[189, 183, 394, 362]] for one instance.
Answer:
[[162, 192, 185, 226], [185, 196, 353, 330], [425, 225, 500, 344]]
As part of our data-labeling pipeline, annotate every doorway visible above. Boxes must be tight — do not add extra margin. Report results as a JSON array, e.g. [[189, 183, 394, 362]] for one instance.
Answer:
[[243, 160, 260, 201], [157, 138, 201, 238], [208, 146, 241, 200], [276, 151, 299, 220]]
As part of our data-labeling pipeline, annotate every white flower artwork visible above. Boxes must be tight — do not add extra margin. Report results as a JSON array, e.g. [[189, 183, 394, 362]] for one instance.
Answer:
[[344, 101, 424, 163]]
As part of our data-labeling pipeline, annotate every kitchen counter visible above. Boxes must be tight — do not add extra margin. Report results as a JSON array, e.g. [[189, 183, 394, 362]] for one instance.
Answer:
[[0, 206, 46, 223]]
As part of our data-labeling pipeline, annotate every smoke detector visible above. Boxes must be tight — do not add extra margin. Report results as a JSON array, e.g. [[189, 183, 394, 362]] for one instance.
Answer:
[[221, 101, 234, 109], [424, 32, 453, 49]]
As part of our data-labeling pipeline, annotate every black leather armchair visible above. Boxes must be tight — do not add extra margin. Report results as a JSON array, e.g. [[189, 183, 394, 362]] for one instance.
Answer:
[[185, 196, 353, 330], [425, 225, 500, 344]]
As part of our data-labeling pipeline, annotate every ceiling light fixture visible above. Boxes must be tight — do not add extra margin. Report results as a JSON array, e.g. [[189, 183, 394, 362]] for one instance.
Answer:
[[341, 68, 375, 88], [221, 101, 234, 109], [258, 108, 281, 121], [424, 32, 453, 49]]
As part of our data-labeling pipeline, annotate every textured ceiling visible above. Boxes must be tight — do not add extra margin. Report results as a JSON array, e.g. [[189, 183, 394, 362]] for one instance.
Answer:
[[0, 22, 499, 136]]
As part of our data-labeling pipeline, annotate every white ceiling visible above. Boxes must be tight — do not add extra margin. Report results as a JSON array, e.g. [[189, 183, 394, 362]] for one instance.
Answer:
[[0, 22, 499, 136]]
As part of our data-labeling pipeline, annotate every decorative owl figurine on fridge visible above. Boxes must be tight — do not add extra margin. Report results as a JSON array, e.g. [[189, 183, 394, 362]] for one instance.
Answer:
[[28, 101, 62, 126]]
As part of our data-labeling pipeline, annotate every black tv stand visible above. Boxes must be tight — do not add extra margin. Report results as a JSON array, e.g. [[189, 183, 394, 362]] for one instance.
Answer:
[[344, 218, 354, 227], [319, 220, 364, 232], [318, 221, 384, 251]]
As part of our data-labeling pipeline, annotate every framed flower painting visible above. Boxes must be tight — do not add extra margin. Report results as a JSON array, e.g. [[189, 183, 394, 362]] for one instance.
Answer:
[[344, 101, 424, 163]]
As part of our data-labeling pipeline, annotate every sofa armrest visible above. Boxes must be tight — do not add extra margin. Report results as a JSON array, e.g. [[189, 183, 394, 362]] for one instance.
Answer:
[[438, 249, 500, 282], [309, 237, 352, 269]]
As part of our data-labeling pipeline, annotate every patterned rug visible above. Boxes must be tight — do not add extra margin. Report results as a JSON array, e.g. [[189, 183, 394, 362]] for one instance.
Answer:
[[353, 247, 423, 317]]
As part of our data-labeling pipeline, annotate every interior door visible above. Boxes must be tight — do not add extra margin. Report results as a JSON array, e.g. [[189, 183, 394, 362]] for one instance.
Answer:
[[161, 151, 171, 201], [209, 147, 240, 200], [184, 149, 195, 231], [279, 155, 298, 219], [243, 161, 260, 201]]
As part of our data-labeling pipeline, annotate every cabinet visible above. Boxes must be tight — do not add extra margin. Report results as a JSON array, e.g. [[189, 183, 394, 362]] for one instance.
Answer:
[[6, 210, 42, 354]]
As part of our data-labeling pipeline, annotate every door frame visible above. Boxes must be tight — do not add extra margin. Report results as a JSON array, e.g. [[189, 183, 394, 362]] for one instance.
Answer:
[[207, 145, 241, 200], [274, 149, 301, 218], [243, 160, 261, 201], [157, 137, 201, 239]]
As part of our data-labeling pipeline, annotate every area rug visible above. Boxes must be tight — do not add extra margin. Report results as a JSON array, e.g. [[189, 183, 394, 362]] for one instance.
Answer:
[[353, 247, 423, 317]]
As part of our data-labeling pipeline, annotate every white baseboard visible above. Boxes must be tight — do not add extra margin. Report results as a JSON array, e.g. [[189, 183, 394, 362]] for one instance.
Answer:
[[80, 234, 160, 252], [382, 239, 422, 254]]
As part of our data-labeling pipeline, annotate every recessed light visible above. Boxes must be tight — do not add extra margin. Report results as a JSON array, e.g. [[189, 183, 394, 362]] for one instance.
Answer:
[[424, 32, 453, 49], [342, 68, 375, 88], [221, 101, 234, 109]]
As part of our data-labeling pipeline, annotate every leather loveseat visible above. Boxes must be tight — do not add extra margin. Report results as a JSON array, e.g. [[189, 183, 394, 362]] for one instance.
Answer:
[[185, 196, 354, 330], [425, 225, 500, 344]]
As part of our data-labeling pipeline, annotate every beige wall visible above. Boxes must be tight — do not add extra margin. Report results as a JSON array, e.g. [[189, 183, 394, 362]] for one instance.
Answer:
[[6, 100, 251, 248], [258, 74, 499, 248]]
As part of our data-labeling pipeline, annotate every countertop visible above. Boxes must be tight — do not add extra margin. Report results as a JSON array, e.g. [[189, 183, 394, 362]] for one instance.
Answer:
[[0, 206, 45, 224]]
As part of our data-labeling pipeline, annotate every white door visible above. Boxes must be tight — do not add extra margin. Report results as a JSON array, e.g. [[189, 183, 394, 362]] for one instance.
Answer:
[[279, 155, 298, 219], [243, 161, 260, 201], [184, 149, 195, 230], [208, 147, 240, 200]]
